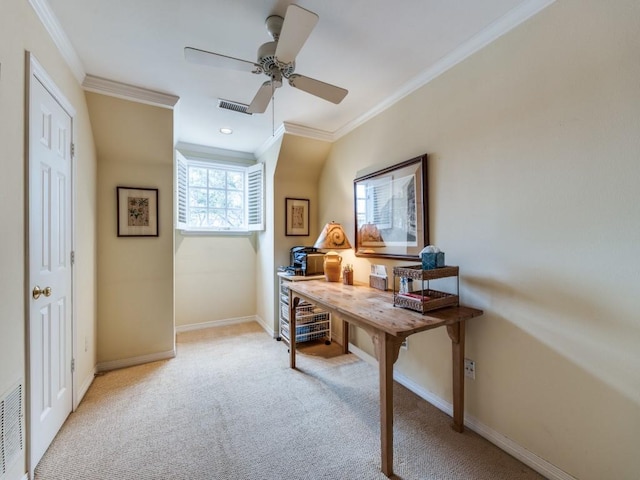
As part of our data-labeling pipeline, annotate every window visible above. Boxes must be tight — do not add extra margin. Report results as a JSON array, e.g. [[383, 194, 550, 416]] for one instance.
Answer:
[[176, 152, 264, 233]]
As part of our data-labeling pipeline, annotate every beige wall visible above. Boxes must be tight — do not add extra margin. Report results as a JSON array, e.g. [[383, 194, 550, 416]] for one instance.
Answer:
[[174, 147, 258, 328], [275, 136, 331, 335], [255, 137, 282, 334], [175, 234, 257, 327], [176, 129, 332, 336], [255, 134, 332, 334], [319, 1, 640, 479], [86, 92, 174, 366], [0, 1, 98, 478], [274, 134, 332, 263]]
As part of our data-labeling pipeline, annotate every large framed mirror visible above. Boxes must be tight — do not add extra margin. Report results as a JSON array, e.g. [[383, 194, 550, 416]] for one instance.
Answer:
[[354, 154, 428, 260]]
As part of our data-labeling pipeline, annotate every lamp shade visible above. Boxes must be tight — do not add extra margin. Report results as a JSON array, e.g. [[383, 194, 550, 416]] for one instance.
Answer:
[[313, 222, 352, 250], [313, 222, 351, 282]]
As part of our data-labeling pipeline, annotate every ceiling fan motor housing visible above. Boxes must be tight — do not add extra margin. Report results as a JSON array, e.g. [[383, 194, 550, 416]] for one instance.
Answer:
[[184, 4, 347, 115], [257, 41, 295, 79]]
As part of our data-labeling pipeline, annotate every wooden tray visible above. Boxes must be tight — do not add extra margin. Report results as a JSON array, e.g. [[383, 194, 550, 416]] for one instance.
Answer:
[[393, 289, 459, 313]]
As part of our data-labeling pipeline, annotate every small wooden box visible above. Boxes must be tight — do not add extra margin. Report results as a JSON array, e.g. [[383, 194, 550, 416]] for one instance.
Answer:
[[369, 274, 388, 291]]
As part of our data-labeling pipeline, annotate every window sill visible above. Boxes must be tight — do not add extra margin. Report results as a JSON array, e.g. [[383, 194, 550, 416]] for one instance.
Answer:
[[177, 229, 254, 237]]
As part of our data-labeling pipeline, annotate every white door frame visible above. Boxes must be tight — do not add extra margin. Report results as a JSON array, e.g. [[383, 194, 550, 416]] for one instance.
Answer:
[[25, 52, 78, 475]]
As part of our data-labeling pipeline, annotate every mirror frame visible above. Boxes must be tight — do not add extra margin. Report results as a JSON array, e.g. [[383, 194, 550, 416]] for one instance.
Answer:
[[353, 154, 428, 260]]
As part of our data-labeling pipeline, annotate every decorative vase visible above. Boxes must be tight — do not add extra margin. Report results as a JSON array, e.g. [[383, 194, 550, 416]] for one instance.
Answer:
[[323, 252, 342, 282]]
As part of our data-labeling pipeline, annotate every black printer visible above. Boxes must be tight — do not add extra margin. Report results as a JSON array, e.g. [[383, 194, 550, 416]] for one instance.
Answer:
[[289, 246, 324, 276]]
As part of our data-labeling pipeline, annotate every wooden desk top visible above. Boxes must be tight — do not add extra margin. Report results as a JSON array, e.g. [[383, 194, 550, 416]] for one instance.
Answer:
[[287, 280, 483, 337]]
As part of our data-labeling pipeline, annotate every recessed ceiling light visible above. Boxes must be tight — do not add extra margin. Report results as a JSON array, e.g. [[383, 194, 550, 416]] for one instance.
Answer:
[[219, 127, 233, 135]]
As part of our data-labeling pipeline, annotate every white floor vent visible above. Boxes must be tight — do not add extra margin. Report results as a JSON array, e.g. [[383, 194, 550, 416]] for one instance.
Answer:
[[0, 383, 23, 476]]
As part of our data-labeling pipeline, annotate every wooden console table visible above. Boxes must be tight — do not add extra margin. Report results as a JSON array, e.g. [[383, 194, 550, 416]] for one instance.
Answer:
[[287, 280, 483, 478]]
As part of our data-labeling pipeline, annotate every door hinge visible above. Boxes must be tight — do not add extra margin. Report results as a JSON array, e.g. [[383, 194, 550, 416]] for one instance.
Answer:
[[71, 142, 75, 157], [71, 358, 75, 373], [71, 250, 75, 265]]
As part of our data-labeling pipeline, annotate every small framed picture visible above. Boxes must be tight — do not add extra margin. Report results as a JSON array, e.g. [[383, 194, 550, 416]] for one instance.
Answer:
[[117, 186, 159, 237], [285, 198, 309, 236]]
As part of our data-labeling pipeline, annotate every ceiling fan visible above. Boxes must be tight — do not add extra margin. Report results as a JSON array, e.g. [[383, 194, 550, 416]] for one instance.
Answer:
[[184, 4, 348, 114]]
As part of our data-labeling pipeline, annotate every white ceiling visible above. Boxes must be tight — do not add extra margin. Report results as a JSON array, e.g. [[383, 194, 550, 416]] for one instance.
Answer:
[[43, 0, 551, 155]]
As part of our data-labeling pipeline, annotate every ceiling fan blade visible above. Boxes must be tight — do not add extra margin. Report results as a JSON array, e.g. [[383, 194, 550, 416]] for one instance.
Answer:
[[184, 47, 260, 73], [274, 5, 319, 64], [247, 80, 282, 114], [288, 74, 348, 104]]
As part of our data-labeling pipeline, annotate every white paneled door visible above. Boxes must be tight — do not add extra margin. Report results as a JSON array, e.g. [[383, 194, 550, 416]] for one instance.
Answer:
[[28, 57, 74, 471]]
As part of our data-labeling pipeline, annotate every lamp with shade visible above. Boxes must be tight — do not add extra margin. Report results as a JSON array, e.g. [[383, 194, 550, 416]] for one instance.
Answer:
[[313, 222, 352, 282]]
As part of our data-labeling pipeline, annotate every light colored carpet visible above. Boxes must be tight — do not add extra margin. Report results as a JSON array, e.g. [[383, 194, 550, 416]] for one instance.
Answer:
[[35, 322, 545, 479]]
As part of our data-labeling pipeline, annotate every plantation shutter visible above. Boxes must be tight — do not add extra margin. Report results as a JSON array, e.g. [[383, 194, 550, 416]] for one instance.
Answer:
[[246, 162, 264, 231], [176, 152, 188, 230], [367, 176, 392, 229]]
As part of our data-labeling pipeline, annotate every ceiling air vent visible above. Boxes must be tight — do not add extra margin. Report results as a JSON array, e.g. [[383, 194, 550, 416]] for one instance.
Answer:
[[218, 99, 252, 115]]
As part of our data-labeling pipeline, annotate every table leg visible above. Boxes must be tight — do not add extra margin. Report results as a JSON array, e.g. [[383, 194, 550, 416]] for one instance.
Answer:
[[341, 319, 349, 354], [289, 296, 300, 369], [379, 331, 394, 477], [447, 320, 466, 433]]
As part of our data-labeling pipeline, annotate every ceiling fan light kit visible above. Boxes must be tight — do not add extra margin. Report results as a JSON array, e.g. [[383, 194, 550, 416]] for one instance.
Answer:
[[185, 4, 348, 115]]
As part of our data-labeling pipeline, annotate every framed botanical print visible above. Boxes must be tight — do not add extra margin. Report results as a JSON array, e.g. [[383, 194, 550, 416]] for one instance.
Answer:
[[117, 186, 159, 237], [285, 197, 309, 236]]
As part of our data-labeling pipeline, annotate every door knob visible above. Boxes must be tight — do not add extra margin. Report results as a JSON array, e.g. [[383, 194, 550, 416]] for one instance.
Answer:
[[32, 285, 52, 300]]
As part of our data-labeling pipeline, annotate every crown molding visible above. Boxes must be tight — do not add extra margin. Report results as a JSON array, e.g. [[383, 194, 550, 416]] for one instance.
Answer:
[[30, 0, 179, 109], [253, 121, 335, 158], [334, 0, 557, 140], [29, 0, 85, 84], [32, 0, 555, 146], [83, 75, 179, 109], [255, 0, 556, 151], [281, 122, 335, 142]]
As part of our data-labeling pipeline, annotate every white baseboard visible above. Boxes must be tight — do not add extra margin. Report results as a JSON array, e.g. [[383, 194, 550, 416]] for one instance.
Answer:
[[74, 369, 95, 409], [347, 343, 576, 480], [96, 349, 176, 373], [175, 315, 256, 333], [253, 315, 275, 338], [175, 315, 276, 339], [95, 316, 263, 373]]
